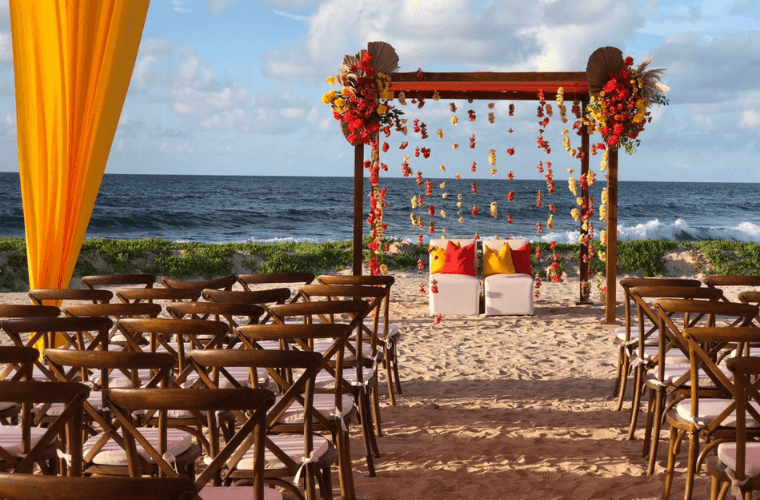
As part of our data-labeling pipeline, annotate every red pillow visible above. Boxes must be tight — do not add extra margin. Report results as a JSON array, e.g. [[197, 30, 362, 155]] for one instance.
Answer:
[[441, 241, 477, 276], [510, 243, 532, 275]]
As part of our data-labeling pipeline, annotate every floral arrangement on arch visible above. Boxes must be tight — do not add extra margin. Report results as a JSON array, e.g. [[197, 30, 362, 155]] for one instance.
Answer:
[[584, 47, 669, 154], [323, 42, 402, 146]]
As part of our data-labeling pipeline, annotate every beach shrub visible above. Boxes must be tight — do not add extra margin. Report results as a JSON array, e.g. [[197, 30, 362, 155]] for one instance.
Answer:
[[616, 240, 679, 277]]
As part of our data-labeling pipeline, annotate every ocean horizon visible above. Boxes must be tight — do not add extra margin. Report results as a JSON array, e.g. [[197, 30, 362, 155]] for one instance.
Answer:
[[1, 172, 758, 245]]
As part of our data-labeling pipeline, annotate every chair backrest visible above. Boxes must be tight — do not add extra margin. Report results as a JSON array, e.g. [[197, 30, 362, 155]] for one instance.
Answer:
[[620, 278, 702, 342], [0, 381, 89, 475], [0, 474, 198, 500], [166, 302, 264, 348], [428, 238, 476, 272], [105, 387, 275, 496], [0, 346, 38, 382], [82, 274, 156, 290], [0, 304, 60, 319], [237, 272, 315, 292], [202, 288, 291, 325], [63, 303, 163, 348], [1, 317, 113, 381], [481, 238, 529, 252], [115, 318, 229, 385], [114, 288, 201, 305], [724, 356, 760, 490], [161, 274, 236, 292], [29, 288, 113, 306]]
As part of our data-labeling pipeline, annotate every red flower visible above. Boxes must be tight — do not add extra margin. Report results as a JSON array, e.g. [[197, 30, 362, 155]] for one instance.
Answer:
[[471, 182, 478, 194], [507, 191, 515, 202], [507, 171, 514, 181], [507, 214, 513, 224], [417, 258, 425, 271], [417, 234, 424, 246], [471, 206, 479, 216], [624, 56, 634, 66], [382, 142, 389, 153], [433, 313, 442, 325], [471, 162, 477, 172], [507, 147, 515, 156]]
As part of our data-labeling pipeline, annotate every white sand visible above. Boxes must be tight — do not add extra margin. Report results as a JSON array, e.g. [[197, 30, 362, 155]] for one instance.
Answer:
[[3, 264, 750, 499]]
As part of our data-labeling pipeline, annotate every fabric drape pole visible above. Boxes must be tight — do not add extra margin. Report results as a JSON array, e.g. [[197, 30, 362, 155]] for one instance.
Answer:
[[10, 0, 150, 295]]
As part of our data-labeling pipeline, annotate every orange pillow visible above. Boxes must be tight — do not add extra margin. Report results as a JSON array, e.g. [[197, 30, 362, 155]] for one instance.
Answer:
[[483, 244, 516, 277], [430, 246, 447, 274], [510, 243, 532, 275], [441, 240, 476, 276]]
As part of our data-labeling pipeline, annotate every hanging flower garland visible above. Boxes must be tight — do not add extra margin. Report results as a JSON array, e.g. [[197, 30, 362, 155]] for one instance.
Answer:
[[584, 48, 669, 154]]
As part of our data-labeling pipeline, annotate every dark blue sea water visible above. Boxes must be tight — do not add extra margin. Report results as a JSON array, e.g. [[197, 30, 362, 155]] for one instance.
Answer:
[[0, 173, 758, 244]]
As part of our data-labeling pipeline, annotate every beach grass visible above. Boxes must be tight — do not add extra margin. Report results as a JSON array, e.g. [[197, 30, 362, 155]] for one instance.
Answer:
[[0, 236, 759, 291]]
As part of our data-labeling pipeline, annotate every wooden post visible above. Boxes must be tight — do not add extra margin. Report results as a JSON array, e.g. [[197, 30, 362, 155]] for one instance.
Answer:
[[577, 105, 592, 305], [604, 148, 619, 323], [352, 144, 364, 276]]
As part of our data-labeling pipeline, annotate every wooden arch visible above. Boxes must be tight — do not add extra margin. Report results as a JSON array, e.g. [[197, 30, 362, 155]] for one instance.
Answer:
[[350, 70, 620, 321]]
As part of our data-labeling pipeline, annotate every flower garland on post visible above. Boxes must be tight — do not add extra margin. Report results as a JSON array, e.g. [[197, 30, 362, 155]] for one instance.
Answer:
[[584, 46, 668, 304], [323, 42, 401, 275]]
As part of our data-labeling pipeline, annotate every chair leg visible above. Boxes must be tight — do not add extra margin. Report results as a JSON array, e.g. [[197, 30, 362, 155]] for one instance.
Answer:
[[662, 426, 684, 500], [614, 352, 631, 412], [627, 366, 644, 441], [357, 389, 379, 476], [371, 381, 383, 438], [613, 347, 624, 396], [683, 431, 698, 500], [318, 465, 333, 500], [384, 344, 396, 406], [391, 340, 402, 396], [647, 389, 665, 475], [643, 388, 656, 459], [335, 429, 355, 500]]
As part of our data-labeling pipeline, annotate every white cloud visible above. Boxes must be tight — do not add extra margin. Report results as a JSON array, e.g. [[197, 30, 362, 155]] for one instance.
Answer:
[[171, 86, 249, 114], [172, 0, 193, 14], [740, 110, 760, 129], [0, 31, 11, 62], [208, 0, 237, 15], [134, 55, 155, 88], [201, 108, 245, 129], [272, 10, 308, 22]]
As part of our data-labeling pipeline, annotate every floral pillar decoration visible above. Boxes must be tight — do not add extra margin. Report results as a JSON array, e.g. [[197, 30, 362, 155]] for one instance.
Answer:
[[323, 42, 401, 275], [584, 46, 668, 320]]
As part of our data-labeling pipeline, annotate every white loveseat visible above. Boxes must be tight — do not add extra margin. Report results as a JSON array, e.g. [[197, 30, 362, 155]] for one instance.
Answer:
[[428, 239, 479, 316], [482, 239, 534, 316]]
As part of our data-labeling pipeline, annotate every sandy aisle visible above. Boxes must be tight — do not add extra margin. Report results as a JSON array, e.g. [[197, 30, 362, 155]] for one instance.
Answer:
[[3, 270, 746, 499]]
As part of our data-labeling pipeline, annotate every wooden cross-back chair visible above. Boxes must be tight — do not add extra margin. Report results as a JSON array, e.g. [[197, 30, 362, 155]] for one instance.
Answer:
[[655, 301, 760, 500], [317, 274, 403, 406], [63, 302, 163, 348], [81, 274, 156, 290], [0, 346, 38, 424], [296, 285, 386, 437], [29, 288, 113, 306], [624, 286, 722, 452], [44, 350, 201, 479], [0, 380, 89, 476], [238, 272, 315, 293], [705, 275, 760, 328], [267, 299, 380, 482], [706, 356, 760, 500], [1, 317, 113, 382], [166, 301, 265, 348], [105, 387, 279, 500], [202, 288, 292, 325], [161, 274, 237, 292], [0, 306, 59, 382], [614, 278, 703, 412], [233, 323, 358, 500], [189, 348, 327, 500], [0, 473, 199, 500], [43, 350, 175, 442]]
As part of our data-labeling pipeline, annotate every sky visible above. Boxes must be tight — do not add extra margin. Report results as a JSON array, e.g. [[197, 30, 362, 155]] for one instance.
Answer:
[[0, 0, 759, 182]]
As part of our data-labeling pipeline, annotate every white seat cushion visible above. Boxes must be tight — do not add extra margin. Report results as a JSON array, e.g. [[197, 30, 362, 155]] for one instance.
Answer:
[[717, 441, 760, 478], [646, 365, 732, 388], [83, 427, 192, 466], [364, 322, 399, 339], [0, 426, 49, 456], [635, 346, 689, 365], [676, 399, 760, 428], [276, 393, 354, 425], [183, 366, 268, 389], [483, 273, 534, 316], [313, 367, 376, 389], [200, 486, 283, 500], [42, 391, 104, 416], [233, 433, 330, 471], [616, 328, 658, 344], [0, 401, 17, 411]]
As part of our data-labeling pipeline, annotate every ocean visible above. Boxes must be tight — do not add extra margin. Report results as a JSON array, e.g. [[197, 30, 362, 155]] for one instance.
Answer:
[[0, 172, 758, 245]]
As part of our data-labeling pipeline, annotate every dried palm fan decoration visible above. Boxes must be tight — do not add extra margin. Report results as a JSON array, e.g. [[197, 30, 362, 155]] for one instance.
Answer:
[[585, 46, 669, 153], [332, 42, 400, 146]]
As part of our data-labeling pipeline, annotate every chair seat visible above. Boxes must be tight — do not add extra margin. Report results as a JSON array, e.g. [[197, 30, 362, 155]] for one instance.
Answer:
[[0, 426, 49, 457], [634, 346, 689, 365], [717, 441, 760, 478], [483, 273, 534, 316], [615, 328, 658, 344], [200, 486, 283, 500], [41, 391, 104, 416], [93, 369, 158, 388], [365, 322, 399, 338], [429, 273, 479, 316], [84, 427, 193, 466], [645, 365, 732, 388], [0, 401, 17, 411], [275, 394, 354, 425], [312, 341, 378, 363], [233, 433, 331, 471], [313, 367, 376, 389], [676, 398, 760, 428]]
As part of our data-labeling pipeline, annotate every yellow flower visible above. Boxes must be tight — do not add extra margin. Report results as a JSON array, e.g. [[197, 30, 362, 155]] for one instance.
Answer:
[[488, 149, 496, 167], [411, 196, 418, 209], [568, 177, 578, 196], [379, 264, 389, 276], [454, 173, 461, 179], [452, 143, 459, 150], [457, 194, 463, 200], [326, 75, 335, 85], [440, 210, 447, 218], [377, 105, 387, 114], [458, 217, 465, 223], [570, 208, 580, 221], [442, 193, 448, 199], [490, 168, 497, 176], [321, 93, 332, 105], [456, 201, 462, 208], [439, 182, 446, 188], [334, 98, 345, 108], [576, 197, 583, 206], [437, 129, 443, 139], [442, 228, 448, 233], [490, 202, 498, 218], [451, 116, 458, 126], [547, 214, 554, 230]]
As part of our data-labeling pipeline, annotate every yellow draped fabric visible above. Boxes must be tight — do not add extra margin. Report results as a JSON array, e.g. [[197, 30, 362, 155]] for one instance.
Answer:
[[10, 0, 149, 292]]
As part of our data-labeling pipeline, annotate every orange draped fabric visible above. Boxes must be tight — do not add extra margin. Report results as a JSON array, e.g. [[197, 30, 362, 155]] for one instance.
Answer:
[[10, 0, 150, 294]]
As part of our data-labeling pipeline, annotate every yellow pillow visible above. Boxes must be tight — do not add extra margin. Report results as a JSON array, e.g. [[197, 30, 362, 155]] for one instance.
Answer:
[[430, 247, 447, 274], [482, 244, 516, 277]]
